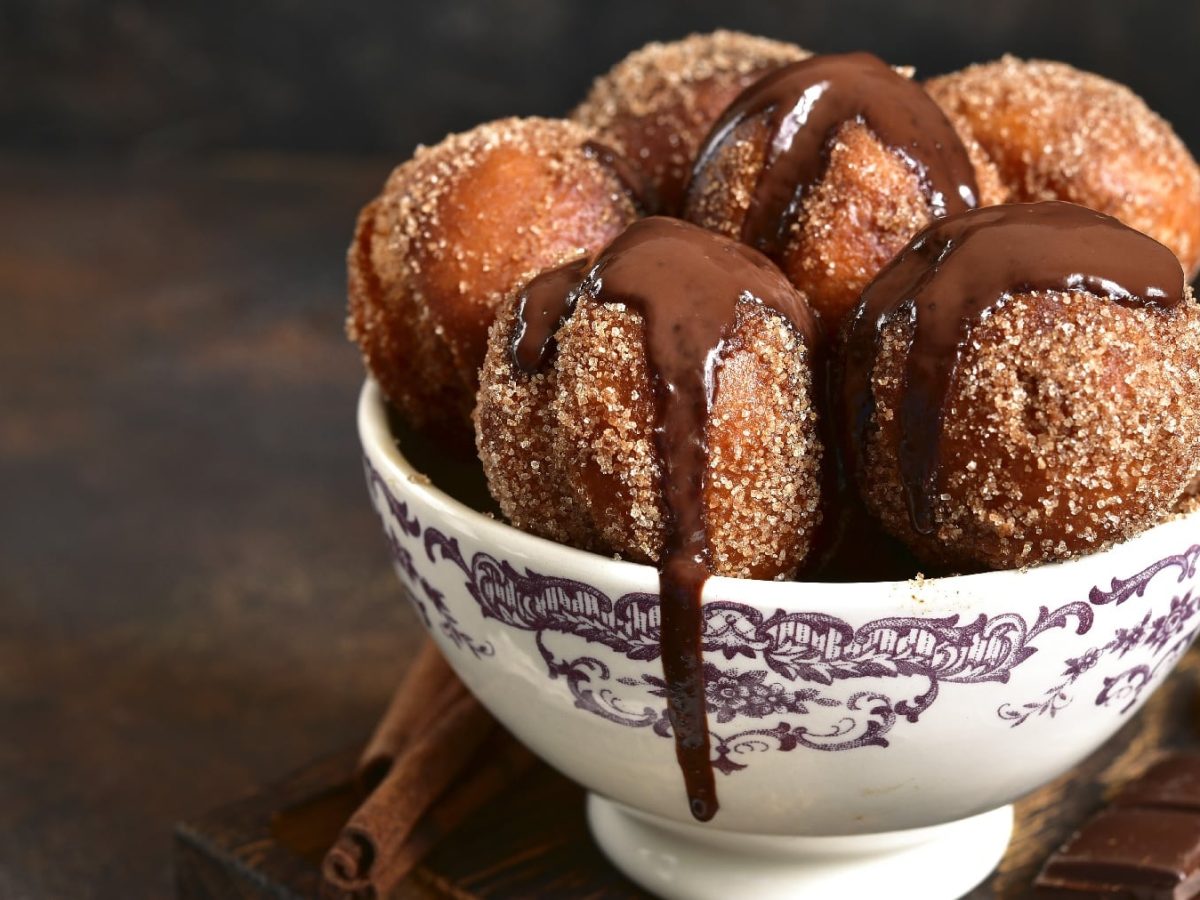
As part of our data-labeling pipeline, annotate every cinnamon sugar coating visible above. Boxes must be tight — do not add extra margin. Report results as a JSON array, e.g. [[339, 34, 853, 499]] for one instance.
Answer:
[[927, 57, 1200, 278], [861, 289, 1200, 571], [684, 91, 1007, 334], [1176, 476, 1200, 517], [572, 31, 808, 215], [476, 293, 823, 579], [347, 117, 639, 442]]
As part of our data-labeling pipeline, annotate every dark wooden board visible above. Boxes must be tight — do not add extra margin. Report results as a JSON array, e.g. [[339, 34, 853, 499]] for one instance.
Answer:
[[175, 750, 643, 900], [176, 648, 1200, 899]]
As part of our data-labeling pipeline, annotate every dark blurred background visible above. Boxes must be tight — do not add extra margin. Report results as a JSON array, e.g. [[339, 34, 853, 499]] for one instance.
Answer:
[[3, 2, 1199, 898], [4, 0, 1199, 162]]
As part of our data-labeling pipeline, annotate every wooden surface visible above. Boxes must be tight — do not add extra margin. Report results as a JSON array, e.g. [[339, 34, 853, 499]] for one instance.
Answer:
[[0, 155, 417, 899], [175, 650, 1200, 899]]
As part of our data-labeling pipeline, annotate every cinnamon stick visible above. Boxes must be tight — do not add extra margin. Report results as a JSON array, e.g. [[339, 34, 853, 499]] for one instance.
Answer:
[[357, 639, 465, 789], [322, 691, 495, 899], [387, 731, 537, 881]]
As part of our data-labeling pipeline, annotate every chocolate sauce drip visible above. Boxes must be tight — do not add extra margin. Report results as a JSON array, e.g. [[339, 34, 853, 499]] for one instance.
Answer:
[[583, 140, 656, 215], [841, 201, 1185, 535], [691, 52, 979, 257], [511, 256, 592, 372], [512, 217, 817, 820]]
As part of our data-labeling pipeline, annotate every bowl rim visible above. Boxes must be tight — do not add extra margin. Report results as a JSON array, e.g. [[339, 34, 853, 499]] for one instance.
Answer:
[[358, 377, 1199, 607]]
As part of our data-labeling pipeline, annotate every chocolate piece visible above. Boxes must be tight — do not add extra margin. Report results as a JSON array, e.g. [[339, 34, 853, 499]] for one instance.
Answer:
[[1114, 756, 1200, 813], [1035, 807, 1200, 899], [512, 216, 818, 821], [691, 51, 979, 257], [840, 201, 1185, 536]]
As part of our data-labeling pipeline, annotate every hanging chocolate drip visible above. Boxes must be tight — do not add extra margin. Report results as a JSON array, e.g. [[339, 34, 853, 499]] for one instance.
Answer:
[[511, 217, 817, 820], [691, 52, 979, 257], [841, 201, 1185, 535]]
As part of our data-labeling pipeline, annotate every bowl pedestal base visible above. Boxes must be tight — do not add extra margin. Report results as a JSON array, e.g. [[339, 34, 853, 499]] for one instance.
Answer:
[[587, 794, 1013, 900]]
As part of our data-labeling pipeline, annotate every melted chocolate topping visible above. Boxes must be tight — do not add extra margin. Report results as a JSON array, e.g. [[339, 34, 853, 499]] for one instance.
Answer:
[[512, 217, 817, 820], [691, 52, 979, 257], [511, 256, 592, 372], [841, 201, 1185, 535]]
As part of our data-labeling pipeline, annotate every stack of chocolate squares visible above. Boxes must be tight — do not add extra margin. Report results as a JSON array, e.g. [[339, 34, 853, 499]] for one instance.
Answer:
[[1036, 755, 1200, 898]]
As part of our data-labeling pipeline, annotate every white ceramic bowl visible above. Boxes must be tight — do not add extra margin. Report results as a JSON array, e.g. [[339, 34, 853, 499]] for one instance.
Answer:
[[358, 379, 1200, 899]]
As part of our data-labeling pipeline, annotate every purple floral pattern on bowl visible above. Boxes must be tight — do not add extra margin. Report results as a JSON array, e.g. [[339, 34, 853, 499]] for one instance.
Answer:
[[999, 545, 1200, 725], [366, 462, 493, 660], [366, 459, 1200, 776]]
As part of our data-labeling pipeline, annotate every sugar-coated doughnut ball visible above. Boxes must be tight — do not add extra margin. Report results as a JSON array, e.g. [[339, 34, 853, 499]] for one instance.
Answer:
[[475, 218, 824, 579], [927, 56, 1200, 277], [684, 56, 1007, 333], [863, 290, 1200, 570], [347, 117, 640, 443], [846, 204, 1200, 571], [572, 31, 808, 215]]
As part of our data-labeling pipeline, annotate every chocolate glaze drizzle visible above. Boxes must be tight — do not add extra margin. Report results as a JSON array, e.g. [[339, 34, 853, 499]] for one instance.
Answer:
[[841, 201, 1185, 535], [691, 52, 979, 257], [512, 217, 817, 821]]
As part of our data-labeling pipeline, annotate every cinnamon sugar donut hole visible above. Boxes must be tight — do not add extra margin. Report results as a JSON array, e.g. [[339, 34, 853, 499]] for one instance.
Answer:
[[862, 288, 1200, 572], [347, 117, 640, 443], [572, 30, 808, 215], [683, 69, 1006, 333], [475, 242, 824, 580], [927, 57, 1200, 278]]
